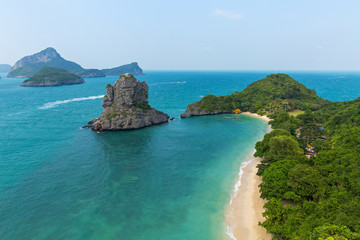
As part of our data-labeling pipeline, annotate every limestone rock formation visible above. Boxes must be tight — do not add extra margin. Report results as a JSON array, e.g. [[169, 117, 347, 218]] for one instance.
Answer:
[[88, 73, 169, 131]]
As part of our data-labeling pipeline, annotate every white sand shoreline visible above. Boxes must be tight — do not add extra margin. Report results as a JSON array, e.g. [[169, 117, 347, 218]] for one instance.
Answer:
[[225, 112, 271, 240], [240, 112, 271, 123]]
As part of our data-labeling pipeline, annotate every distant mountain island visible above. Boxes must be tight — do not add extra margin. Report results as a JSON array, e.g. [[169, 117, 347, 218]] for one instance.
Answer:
[[20, 67, 84, 87], [101, 63, 143, 76], [0, 64, 11, 72], [7, 47, 143, 78]]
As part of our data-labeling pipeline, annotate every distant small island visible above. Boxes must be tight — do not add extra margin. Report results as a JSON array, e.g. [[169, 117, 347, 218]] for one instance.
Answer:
[[7, 47, 144, 78], [0, 64, 11, 72], [20, 67, 84, 87], [101, 62, 143, 76]]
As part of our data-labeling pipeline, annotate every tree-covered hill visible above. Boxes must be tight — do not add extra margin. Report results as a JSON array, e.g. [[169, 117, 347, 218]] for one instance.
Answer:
[[20, 67, 84, 87], [181, 74, 328, 117], [255, 98, 360, 239], [180, 73, 360, 239]]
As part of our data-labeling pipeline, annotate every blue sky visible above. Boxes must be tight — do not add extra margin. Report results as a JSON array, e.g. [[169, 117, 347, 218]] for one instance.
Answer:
[[1, 0, 360, 70]]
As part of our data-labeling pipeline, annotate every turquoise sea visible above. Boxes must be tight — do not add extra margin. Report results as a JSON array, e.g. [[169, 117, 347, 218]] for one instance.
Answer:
[[1, 71, 359, 240]]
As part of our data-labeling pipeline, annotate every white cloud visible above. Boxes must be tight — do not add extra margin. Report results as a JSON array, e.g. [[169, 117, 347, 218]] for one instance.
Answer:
[[213, 9, 244, 20]]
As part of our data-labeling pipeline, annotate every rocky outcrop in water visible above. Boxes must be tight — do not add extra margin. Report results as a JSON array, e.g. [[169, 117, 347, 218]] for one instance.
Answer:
[[87, 73, 169, 131], [180, 101, 232, 118]]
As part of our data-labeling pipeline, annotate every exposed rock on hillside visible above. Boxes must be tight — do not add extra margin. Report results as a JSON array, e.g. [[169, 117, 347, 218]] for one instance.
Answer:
[[88, 73, 169, 131], [8, 47, 83, 78], [180, 102, 232, 118]]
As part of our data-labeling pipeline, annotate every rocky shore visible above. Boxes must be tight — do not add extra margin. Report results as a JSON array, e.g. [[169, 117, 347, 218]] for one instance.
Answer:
[[180, 101, 232, 118]]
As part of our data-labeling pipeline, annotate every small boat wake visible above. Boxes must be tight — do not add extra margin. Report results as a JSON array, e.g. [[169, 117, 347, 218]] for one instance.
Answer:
[[150, 81, 186, 86], [38, 95, 104, 110]]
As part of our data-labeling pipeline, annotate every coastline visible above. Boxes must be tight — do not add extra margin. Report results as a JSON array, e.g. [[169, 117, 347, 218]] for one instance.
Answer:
[[225, 113, 271, 240], [240, 112, 271, 123]]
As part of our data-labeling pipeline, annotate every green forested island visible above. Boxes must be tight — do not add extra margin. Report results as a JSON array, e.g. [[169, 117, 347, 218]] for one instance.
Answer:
[[181, 74, 328, 117], [20, 67, 84, 87], [182, 73, 360, 239]]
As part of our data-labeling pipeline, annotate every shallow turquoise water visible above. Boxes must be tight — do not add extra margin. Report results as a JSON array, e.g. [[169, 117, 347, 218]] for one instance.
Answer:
[[0, 71, 359, 239]]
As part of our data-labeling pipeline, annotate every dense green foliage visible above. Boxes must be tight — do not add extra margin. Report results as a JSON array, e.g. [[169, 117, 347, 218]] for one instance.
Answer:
[[255, 96, 360, 239], [21, 67, 84, 86], [195, 74, 328, 114], [134, 101, 151, 113]]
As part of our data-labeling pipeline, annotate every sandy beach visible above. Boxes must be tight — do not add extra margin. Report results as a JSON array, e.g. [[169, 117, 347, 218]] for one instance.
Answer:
[[225, 113, 271, 240], [240, 112, 271, 123]]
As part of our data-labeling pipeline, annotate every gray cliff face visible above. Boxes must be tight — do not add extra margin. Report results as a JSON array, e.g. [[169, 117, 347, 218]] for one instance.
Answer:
[[89, 73, 169, 131], [180, 102, 232, 118], [12, 47, 60, 69]]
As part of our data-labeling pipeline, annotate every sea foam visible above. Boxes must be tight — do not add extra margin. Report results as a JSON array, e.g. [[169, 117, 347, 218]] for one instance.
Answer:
[[229, 149, 257, 204], [39, 95, 104, 109]]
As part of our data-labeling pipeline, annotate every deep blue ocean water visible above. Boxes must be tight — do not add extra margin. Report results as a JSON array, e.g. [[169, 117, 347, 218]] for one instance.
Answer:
[[0, 71, 359, 240]]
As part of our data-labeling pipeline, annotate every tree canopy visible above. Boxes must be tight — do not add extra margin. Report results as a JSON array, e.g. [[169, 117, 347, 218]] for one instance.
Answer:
[[255, 95, 360, 239]]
